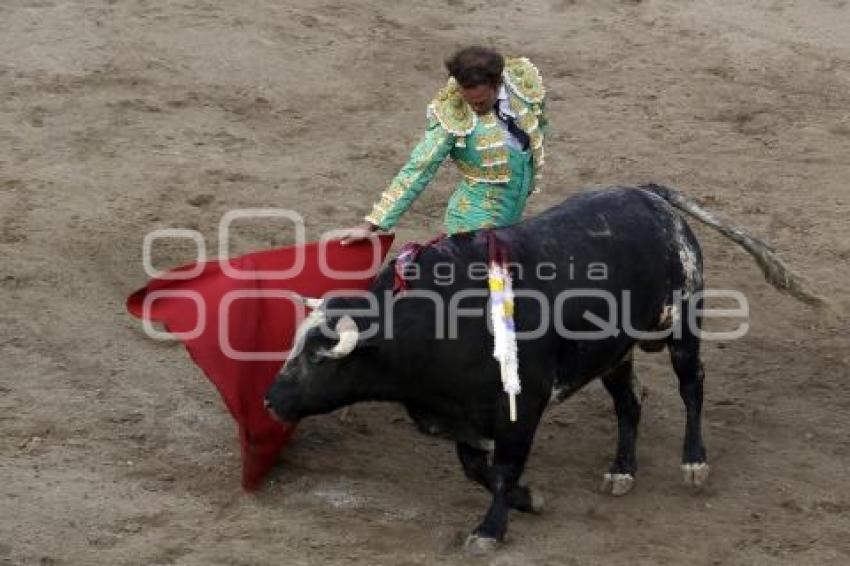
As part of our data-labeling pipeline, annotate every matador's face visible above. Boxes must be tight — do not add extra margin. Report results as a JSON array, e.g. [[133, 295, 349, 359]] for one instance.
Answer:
[[460, 83, 500, 116]]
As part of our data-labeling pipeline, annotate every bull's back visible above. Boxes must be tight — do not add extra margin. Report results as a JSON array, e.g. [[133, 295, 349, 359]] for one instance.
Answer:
[[508, 187, 691, 296]]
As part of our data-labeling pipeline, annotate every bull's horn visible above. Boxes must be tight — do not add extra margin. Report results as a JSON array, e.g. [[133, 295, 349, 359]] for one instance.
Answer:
[[326, 315, 359, 358], [298, 296, 324, 310]]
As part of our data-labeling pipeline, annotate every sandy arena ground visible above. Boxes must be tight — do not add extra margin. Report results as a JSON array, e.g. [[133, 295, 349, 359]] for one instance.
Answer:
[[2, 0, 849, 564]]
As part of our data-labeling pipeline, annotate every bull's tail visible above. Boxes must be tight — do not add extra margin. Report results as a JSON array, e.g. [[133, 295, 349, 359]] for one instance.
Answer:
[[639, 183, 827, 308]]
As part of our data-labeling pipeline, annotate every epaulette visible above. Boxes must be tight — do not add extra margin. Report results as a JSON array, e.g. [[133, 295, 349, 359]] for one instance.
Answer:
[[502, 57, 545, 104], [427, 77, 476, 136]]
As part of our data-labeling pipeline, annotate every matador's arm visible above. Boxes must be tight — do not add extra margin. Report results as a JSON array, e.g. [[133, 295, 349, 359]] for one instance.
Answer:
[[365, 120, 455, 230]]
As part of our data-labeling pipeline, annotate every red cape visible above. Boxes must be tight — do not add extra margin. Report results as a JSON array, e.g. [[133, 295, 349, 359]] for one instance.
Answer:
[[126, 235, 394, 490]]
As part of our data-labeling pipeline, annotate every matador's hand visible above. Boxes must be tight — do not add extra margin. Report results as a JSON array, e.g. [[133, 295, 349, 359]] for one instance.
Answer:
[[339, 221, 379, 246]]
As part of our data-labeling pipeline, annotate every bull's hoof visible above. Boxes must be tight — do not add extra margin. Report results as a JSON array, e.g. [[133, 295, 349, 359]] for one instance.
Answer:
[[463, 534, 500, 556], [681, 462, 710, 488], [509, 486, 545, 514], [600, 473, 635, 496], [528, 488, 545, 514]]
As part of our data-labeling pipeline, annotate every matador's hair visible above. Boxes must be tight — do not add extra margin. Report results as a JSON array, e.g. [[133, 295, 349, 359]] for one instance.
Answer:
[[445, 46, 504, 88]]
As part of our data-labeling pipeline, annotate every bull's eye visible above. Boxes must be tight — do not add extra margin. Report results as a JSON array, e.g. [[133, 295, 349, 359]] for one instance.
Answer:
[[307, 350, 326, 364]]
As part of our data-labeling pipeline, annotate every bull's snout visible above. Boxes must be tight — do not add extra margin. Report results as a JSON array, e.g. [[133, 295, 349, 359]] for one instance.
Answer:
[[264, 396, 285, 423]]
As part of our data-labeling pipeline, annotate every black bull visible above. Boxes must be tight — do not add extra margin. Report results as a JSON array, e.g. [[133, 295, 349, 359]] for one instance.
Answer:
[[265, 184, 820, 553]]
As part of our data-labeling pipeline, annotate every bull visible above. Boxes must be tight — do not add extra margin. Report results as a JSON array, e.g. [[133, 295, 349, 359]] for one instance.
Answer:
[[265, 184, 822, 554]]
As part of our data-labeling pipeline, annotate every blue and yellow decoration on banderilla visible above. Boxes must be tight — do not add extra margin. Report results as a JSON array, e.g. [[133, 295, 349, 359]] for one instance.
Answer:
[[488, 260, 521, 422]]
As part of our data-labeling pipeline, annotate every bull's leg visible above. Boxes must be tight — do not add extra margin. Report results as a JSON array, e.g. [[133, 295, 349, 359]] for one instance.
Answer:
[[670, 310, 709, 488], [455, 442, 544, 514], [600, 356, 642, 496], [464, 406, 542, 555]]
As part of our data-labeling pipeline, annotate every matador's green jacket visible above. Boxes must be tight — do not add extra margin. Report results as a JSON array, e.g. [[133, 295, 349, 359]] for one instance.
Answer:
[[365, 57, 547, 235]]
